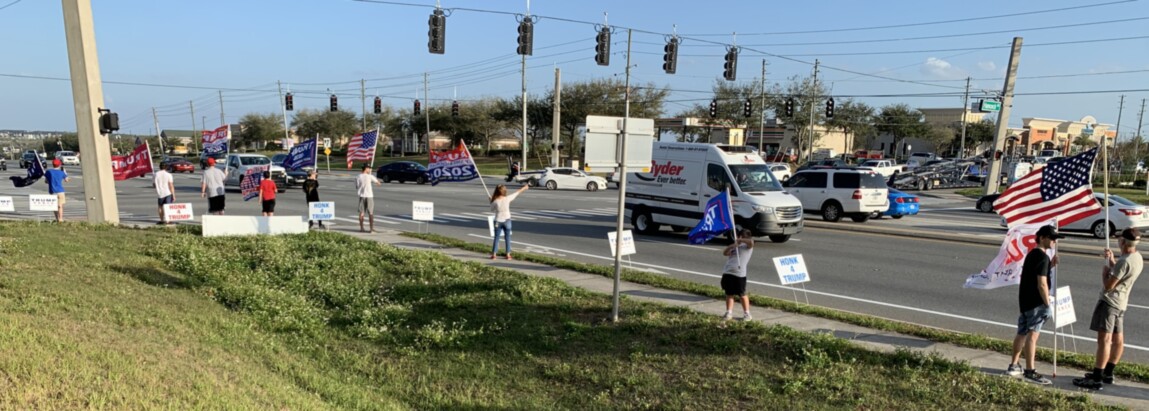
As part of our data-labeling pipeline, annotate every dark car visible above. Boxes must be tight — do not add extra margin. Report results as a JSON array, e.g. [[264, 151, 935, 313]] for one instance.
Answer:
[[271, 153, 311, 186], [199, 151, 228, 170], [976, 194, 1001, 213], [160, 156, 195, 173], [20, 152, 47, 169], [376, 161, 431, 184]]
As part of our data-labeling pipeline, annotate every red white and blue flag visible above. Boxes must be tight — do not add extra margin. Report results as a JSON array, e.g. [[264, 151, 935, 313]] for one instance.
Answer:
[[282, 136, 317, 171], [688, 190, 735, 244], [346, 130, 378, 165], [201, 125, 229, 155], [428, 141, 479, 185], [241, 166, 266, 202], [995, 147, 1101, 228], [9, 151, 45, 187]]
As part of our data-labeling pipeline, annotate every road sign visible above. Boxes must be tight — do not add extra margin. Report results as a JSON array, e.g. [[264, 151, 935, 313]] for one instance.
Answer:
[[323, 138, 331, 148], [583, 115, 655, 172], [163, 203, 195, 221], [324, 148, 332, 156], [773, 254, 811, 285], [308, 201, 334, 221], [412, 201, 434, 221], [980, 100, 1001, 112]]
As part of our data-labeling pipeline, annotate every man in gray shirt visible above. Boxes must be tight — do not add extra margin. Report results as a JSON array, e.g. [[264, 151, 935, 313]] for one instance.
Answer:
[[200, 157, 228, 215], [1074, 228, 1144, 390]]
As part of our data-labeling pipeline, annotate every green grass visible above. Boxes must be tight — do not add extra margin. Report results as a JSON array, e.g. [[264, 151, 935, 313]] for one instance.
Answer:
[[0, 222, 1119, 409], [405, 232, 1149, 386]]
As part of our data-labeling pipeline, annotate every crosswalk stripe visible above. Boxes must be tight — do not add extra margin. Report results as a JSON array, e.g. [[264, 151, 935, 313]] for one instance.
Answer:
[[520, 210, 576, 218]]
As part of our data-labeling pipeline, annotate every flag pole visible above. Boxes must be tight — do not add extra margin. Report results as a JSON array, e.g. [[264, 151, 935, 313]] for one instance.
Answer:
[[369, 129, 377, 169], [312, 133, 319, 170], [1051, 217, 1059, 378], [145, 140, 155, 174], [726, 185, 740, 264], [462, 141, 490, 198]]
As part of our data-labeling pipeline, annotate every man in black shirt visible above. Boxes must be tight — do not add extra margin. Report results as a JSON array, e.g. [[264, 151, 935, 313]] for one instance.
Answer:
[[1005, 225, 1062, 385]]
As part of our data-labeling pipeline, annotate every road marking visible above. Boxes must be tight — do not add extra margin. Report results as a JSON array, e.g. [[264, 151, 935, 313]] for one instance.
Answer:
[[462, 234, 1148, 352]]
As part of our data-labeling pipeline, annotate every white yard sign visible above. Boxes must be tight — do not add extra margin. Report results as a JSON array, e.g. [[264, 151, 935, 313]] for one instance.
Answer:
[[308, 201, 334, 221], [773, 254, 811, 285], [412, 201, 434, 221], [163, 203, 195, 221], [488, 216, 496, 237], [606, 230, 636, 257], [29, 194, 58, 212], [0, 196, 13, 212], [1054, 286, 1077, 328]]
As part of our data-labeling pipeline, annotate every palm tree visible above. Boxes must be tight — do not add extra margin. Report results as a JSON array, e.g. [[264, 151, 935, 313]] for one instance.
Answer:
[[1072, 134, 1096, 154]]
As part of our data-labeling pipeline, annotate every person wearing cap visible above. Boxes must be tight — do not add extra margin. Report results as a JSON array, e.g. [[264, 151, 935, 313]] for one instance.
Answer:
[[200, 157, 227, 215], [1005, 224, 1062, 385], [1073, 228, 1144, 390], [44, 158, 69, 222]]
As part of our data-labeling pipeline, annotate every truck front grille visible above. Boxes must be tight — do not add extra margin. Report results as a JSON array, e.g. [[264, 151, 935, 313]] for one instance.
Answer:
[[775, 206, 803, 220]]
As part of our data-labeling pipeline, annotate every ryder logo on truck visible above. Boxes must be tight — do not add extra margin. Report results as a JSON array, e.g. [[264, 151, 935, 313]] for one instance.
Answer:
[[636, 160, 688, 184]]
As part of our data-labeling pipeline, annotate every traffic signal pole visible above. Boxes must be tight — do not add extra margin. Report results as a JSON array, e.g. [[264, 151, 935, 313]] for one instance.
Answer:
[[610, 29, 633, 323], [984, 37, 1023, 195]]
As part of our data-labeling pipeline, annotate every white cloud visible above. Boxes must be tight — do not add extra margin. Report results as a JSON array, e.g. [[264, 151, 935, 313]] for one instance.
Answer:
[[977, 61, 996, 71], [921, 57, 965, 79]]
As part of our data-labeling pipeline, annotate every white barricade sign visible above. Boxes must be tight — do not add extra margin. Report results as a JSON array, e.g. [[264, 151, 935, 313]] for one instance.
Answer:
[[29, 194, 58, 211], [1054, 286, 1076, 328], [607, 230, 636, 257], [773, 254, 811, 285], [308, 201, 334, 221], [0, 196, 13, 212], [488, 216, 496, 237], [412, 201, 434, 221], [163, 203, 195, 221]]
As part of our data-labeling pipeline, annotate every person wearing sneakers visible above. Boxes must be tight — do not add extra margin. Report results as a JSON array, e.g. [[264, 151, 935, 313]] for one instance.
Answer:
[[1074, 228, 1144, 390], [489, 183, 528, 259], [720, 229, 755, 321], [1005, 224, 1061, 384], [356, 165, 381, 233]]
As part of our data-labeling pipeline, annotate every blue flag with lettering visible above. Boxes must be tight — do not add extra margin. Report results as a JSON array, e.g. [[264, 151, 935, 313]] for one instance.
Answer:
[[9, 152, 45, 188], [687, 190, 734, 244], [282, 137, 317, 171]]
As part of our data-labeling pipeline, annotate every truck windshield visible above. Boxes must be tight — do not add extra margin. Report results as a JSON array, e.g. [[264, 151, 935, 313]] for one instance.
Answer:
[[729, 164, 784, 193]]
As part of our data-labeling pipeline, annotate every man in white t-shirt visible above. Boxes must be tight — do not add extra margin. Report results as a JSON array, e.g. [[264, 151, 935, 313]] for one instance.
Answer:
[[153, 167, 175, 224], [356, 164, 382, 233]]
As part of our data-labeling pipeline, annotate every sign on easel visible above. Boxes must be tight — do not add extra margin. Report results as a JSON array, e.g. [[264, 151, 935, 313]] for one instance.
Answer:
[[1054, 286, 1076, 328], [488, 215, 496, 237], [163, 203, 194, 222], [773, 254, 811, 285], [29, 194, 58, 212], [607, 230, 636, 257], [412, 201, 434, 221], [0, 196, 13, 212], [308, 201, 334, 221]]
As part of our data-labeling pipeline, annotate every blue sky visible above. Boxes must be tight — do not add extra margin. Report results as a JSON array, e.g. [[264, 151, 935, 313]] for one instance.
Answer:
[[2, 0, 1147, 135]]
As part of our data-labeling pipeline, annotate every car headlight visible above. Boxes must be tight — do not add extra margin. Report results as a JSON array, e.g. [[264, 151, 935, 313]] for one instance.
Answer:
[[753, 205, 774, 214]]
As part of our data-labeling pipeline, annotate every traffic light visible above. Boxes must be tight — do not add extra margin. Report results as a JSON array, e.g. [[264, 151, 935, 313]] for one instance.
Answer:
[[98, 109, 119, 134], [427, 9, 446, 54], [709, 99, 718, 118], [994, 150, 1003, 160], [784, 97, 794, 117], [662, 37, 679, 74], [451, 100, 459, 117], [516, 18, 534, 56], [373, 97, 382, 114], [413, 99, 421, 116], [825, 97, 835, 118], [723, 47, 738, 81], [329, 94, 338, 112], [594, 27, 610, 66], [285, 93, 294, 111], [743, 99, 752, 118]]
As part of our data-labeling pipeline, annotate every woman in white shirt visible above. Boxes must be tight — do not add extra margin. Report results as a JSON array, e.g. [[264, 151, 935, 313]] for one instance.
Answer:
[[490, 184, 529, 259]]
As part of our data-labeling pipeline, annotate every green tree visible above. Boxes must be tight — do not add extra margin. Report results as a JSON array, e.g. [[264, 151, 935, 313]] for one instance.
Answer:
[[544, 78, 669, 161], [237, 113, 284, 148], [876, 104, 929, 160], [291, 109, 359, 147], [949, 119, 995, 157], [1073, 133, 1097, 154], [770, 76, 829, 158], [825, 99, 875, 152]]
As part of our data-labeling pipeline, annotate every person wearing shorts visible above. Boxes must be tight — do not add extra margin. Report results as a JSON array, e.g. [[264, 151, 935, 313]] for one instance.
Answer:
[[1006, 225, 1062, 385], [355, 165, 381, 233], [201, 158, 227, 215], [719, 229, 755, 321], [153, 167, 175, 224], [258, 171, 277, 216], [1074, 228, 1144, 390], [44, 159, 69, 223]]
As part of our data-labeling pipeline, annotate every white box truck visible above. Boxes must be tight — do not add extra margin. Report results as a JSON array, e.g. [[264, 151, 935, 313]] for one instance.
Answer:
[[625, 143, 804, 243]]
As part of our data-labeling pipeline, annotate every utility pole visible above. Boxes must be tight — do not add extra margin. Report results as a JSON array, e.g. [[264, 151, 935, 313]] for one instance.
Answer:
[[552, 67, 561, 167], [189, 101, 197, 154], [805, 59, 819, 163], [960, 76, 970, 159], [610, 29, 633, 323], [218, 90, 225, 126], [151, 107, 165, 157], [277, 81, 290, 148], [424, 72, 431, 154], [1135, 99, 1146, 161], [758, 59, 767, 155], [521, 53, 528, 167], [360, 79, 367, 131], [985, 37, 1023, 195], [201, 116, 206, 133]]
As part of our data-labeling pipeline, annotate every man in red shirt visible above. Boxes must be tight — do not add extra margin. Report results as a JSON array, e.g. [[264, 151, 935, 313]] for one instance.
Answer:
[[257, 170, 278, 216]]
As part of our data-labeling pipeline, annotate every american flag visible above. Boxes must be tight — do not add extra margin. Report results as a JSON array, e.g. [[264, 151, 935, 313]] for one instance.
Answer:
[[346, 130, 378, 164], [995, 147, 1101, 227]]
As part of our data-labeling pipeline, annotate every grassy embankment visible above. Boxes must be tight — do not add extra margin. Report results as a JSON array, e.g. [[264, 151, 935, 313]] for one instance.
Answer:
[[0, 222, 1116, 409]]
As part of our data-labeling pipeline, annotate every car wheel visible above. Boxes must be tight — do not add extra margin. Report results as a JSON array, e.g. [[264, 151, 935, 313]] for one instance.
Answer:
[[768, 234, 791, 243], [586, 182, 599, 192], [891, 215, 904, 219], [527, 178, 538, 187], [851, 214, 870, 223], [381, 175, 392, 183], [416, 176, 426, 185], [546, 180, 557, 190], [1091, 221, 1116, 239], [978, 199, 994, 213], [631, 208, 660, 234], [821, 201, 843, 222]]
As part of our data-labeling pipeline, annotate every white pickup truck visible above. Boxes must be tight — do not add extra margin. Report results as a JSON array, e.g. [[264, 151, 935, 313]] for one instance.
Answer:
[[857, 159, 906, 178]]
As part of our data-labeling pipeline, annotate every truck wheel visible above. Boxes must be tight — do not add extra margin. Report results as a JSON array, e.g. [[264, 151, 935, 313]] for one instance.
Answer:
[[546, 180, 557, 190], [821, 201, 843, 222], [768, 234, 791, 243], [632, 209, 660, 234]]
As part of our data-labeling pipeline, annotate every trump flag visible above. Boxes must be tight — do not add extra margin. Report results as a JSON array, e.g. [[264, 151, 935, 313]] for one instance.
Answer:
[[201, 125, 229, 155], [688, 190, 735, 244], [10, 151, 45, 187], [963, 221, 1052, 289], [427, 141, 479, 185], [282, 137, 317, 171], [111, 143, 153, 181]]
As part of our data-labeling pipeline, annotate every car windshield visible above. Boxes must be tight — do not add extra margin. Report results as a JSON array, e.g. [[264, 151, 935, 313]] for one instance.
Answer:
[[729, 164, 784, 192], [240, 156, 270, 166], [1109, 195, 1138, 206], [58, 151, 75, 156], [166, 156, 185, 161], [271, 154, 287, 164]]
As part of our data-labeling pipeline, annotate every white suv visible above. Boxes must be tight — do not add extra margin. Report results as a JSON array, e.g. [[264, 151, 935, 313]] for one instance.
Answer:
[[783, 168, 888, 222]]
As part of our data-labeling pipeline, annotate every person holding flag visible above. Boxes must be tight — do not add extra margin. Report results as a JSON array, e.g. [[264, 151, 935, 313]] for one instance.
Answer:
[[44, 159, 70, 223], [1074, 228, 1144, 390], [1005, 225, 1062, 385], [489, 183, 529, 259], [9, 150, 45, 188], [257, 170, 278, 217], [720, 228, 755, 321]]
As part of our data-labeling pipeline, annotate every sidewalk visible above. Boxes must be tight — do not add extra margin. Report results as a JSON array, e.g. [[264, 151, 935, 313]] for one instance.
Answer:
[[348, 227, 1149, 409]]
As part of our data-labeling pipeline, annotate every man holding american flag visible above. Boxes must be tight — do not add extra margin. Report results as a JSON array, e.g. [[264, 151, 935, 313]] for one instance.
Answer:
[[346, 130, 378, 169], [995, 147, 1102, 228]]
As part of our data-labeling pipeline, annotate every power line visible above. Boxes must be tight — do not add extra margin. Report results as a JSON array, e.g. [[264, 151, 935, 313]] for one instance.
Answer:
[[0, 0, 23, 11]]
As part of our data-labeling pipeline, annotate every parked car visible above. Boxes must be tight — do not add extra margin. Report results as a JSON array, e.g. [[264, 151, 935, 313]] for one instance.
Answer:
[[976, 194, 1000, 213], [222, 153, 286, 192], [270, 153, 312, 186], [19, 152, 47, 169], [998, 194, 1149, 239], [200, 151, 228, 170], [160, 156, 195, 173], [55, 150, 80, 165], [0, 158, 6, 171], [376, 161, 431, 184], [536, 167, 608, 191], [766, 162, 791, 182], [872, 188, 919, 219], [784, 168, 889, 222]]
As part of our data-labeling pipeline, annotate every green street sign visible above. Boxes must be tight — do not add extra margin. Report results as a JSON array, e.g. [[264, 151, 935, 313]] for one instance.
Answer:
[[980, 100, 1001, 112]]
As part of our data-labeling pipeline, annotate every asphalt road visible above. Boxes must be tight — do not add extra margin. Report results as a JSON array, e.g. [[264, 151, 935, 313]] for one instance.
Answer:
[[4, 166, 1147, 364]]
